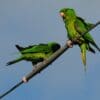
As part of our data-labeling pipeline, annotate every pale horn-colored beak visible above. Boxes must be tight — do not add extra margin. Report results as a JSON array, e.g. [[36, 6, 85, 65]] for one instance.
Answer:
[[60, 12, 65, 17]]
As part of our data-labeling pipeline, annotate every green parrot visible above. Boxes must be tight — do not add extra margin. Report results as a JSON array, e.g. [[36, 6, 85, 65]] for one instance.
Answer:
[[59, 8, 100, 70], [6, 42, 61, 66]]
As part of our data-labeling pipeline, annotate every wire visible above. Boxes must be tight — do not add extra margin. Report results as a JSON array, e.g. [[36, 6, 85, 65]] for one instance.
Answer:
[[0, 81, 23, 99], [0, 21, 100, 99]]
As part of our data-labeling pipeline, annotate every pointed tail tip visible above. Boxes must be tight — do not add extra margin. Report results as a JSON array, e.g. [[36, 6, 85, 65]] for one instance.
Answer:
[[82, 58, 86, 66], [82, 59, 87, 72], [6, 61, 14, 66], [95, 45, 100, 52], [84, 65, 87, 72], [6, 63, 9, 66], [98, 48, 100, 52], [6, 62, 11, 66]]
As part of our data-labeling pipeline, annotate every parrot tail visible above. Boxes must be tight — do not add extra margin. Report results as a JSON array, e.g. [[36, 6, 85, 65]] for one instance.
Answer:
[[89, 45, 95, 54], [6, 57, 23, 66], [80, 43, 87, 71], [94, 44, 100, 52], [92, 42, 100, 52]]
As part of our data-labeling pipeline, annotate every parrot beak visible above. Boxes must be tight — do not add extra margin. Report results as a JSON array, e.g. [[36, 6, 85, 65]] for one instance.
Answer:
[[60, 12, 65, 17]]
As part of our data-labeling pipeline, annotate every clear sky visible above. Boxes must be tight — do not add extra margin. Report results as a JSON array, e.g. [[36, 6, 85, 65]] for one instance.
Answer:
[[0, 0, 100, 100]]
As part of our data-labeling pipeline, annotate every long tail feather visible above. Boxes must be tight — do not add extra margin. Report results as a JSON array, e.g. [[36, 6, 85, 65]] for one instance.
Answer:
[[6, 57, 23, 66], [89, 45, 95, 54], [80, 44, 87, 71], [91, 42, 100, 52], [81, 52, 86, 66]]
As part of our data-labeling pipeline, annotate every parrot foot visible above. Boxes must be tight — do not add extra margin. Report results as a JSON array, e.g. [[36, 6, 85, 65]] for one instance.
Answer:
[[22, 77, 28, 83], [67, 40, 73, 48], [43, 59, 48, 64], [36, 62, 42, 66]]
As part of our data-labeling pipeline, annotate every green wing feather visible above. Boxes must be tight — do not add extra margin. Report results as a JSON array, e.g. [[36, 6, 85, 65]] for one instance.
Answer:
[[76, 17, 94, 29], [16, 44, 51, 54], [7, 43, 60, 66], [74, 17, 100, 51]]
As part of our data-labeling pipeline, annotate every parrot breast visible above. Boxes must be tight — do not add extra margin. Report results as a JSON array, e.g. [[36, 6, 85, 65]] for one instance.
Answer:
[[66, 22, 78, 40]]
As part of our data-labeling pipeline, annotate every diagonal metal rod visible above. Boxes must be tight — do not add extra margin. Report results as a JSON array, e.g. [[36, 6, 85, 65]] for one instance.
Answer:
[[0, 81, 23, 99], [0, 21, 100, 99]]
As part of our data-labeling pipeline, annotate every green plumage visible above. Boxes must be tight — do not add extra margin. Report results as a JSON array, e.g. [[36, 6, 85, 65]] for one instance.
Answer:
[[6, 42, 61, 66], [60, 8, 100, 70]]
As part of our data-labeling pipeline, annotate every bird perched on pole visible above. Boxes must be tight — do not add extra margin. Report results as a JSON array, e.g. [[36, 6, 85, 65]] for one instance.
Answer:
[[59, 8, 100, 70], [6, 42, 61, 66]]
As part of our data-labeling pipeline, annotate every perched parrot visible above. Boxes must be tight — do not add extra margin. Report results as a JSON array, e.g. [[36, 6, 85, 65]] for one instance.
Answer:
[[6, 42, 61, 66], [59, 8, 100, 70]]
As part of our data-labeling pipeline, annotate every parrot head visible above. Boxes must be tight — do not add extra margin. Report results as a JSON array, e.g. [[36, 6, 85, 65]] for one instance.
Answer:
[[48, 42, 61, 52], [59, 8, 76, 20]]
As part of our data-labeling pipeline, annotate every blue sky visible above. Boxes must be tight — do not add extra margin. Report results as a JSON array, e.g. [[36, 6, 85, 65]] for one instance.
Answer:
[[0, 0, 100, 100]]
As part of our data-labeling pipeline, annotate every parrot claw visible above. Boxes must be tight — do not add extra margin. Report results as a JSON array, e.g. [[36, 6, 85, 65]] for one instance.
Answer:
[[36, 62, 42, 66], [43, 59, 48, 64], [67, 40, 73, 48], [22, 77, 28, 83]]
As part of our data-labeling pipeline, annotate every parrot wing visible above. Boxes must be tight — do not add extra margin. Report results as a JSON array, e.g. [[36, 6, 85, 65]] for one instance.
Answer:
[[76, 17, 94, 29], [16, 44, 36, 52], [74, 17, 100, 51], [18, 44, 51, 54], [74, 17, 94, 42]]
